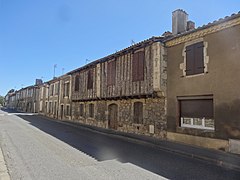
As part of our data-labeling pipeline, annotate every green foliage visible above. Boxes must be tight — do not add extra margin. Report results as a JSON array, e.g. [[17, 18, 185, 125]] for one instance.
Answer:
[[0, 95, 4, 106]]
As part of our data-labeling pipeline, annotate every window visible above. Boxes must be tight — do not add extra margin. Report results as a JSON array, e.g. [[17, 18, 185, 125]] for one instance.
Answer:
[[132, 51, 144, 82], [54, 102, 57, 115], [50, 84, 54, 96], [49, 102, 52, 113], [54, 83, 59, 95], [66, 105, 70, 116], [75, 75, 80, 91], [89, 103, 94, 118], [107, 60, 116, 86], [133, 102, 143, 124], [87, 69, 93, 89], [45, 87, 49, 98], [64, 82, 70, 97], [185, 42, 204, 76], [179, 97, 214, 130], [45, 102, 48, 113], [79, 104, 84, 116]]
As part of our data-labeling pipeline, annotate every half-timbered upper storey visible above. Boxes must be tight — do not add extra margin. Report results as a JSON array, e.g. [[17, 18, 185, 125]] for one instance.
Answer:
[[69, 37, 167, 101]]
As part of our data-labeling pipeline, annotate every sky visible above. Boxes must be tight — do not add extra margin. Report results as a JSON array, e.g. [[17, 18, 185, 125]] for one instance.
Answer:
[[0, 0, 240, 96]]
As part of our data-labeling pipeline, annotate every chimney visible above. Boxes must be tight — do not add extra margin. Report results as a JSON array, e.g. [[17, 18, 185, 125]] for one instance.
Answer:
[[187, 21, 195, 31], [172, 9, 188, 35], [35, 79, 43, 85]]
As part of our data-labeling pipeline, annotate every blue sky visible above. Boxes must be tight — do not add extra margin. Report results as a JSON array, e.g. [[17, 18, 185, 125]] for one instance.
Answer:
[[0, 0, 239, 95]]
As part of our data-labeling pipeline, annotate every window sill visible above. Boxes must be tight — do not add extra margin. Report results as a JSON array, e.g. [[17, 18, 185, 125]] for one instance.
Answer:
[[182, 72, 206, 78], [180, 125, 214, 131]]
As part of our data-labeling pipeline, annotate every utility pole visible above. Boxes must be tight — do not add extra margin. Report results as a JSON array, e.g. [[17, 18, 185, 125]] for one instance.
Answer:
[[62, 68, 65, 75]]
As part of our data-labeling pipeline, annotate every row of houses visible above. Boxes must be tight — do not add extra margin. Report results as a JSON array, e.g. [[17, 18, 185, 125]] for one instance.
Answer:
[[5, 10, 240, 153]]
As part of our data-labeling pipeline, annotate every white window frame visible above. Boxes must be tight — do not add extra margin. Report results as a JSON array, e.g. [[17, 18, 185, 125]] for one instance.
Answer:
[[181, 117, 214, 130]]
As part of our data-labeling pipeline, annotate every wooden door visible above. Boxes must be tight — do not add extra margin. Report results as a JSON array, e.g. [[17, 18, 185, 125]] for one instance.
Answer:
[[108, 104, 118, 130]]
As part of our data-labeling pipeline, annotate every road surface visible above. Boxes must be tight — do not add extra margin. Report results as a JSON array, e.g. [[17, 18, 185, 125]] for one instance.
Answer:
[[0, 109, 239, 180]]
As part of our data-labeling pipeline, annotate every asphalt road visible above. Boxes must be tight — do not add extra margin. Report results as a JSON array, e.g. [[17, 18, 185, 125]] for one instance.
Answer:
[[0, 109, 240, 180]]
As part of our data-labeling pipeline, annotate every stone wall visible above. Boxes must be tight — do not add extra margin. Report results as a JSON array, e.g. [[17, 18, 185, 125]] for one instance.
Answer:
[[71, 97, 167, 139]]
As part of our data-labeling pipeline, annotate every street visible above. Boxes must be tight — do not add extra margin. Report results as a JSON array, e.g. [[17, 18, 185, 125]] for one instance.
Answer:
[[0, 109, 240, 180]]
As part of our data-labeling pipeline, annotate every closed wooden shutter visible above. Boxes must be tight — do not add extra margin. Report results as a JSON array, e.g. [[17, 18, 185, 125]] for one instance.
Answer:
[[138, 51, 144, 81], [132, 53, 138, 81], [186, 42, 204, 76], [79, 104, 84, 116], [75, 75, 79, 91], [87, 69, 93, 89], [132, 51, 145, 82], [107, 60, 116, 86], [89, 104, 94, 118], [180, 99, 213, 118], [194, 42, 204, 74], [133, 102, 143, 124], [186, 44, 194, 75]]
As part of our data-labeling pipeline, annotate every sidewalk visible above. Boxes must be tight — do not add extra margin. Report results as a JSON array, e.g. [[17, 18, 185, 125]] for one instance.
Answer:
[[53, 118, 240, 172]]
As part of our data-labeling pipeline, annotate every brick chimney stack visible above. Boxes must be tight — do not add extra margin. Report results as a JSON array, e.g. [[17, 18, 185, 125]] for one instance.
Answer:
[[187, 20, 195, 31], [172, 9, 188, 35]]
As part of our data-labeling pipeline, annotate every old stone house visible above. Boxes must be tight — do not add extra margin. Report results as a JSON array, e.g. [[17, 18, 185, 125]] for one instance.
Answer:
[[165, 10, 240, 151], [58, 74, 72, 120], [38, 75, 72, 120], [69, 37, 167, 138], [4, 90, 16, 109], [13, 83, 40, 113]]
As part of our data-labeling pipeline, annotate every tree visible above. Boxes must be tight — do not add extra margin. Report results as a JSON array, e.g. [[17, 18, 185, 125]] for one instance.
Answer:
[[0, 96, 4, 106]]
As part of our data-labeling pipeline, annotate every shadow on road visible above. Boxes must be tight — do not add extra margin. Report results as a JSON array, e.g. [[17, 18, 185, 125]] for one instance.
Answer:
[[2, 109, 240, 179], [13, 113, 168, 176]]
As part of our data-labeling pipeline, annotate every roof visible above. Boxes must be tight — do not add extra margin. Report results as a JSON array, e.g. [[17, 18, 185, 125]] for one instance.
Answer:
[[67, 36, 164, 74], [164, 11, 240, 42]]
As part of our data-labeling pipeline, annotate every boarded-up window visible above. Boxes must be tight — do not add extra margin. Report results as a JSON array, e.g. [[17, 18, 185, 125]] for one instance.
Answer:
[[107, 60, 116, 86], [75, 75, 80, 91], [133, 102, 143, 124], [87, 69, 93, 89], [132, 51, 145, 82], [179, 98, 214, 130], [89, 103, 94, 118], [79, 104, 84, 116], [186, 42, 204, 76]]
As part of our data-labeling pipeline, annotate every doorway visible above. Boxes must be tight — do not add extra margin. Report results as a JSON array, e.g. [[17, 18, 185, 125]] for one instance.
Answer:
[[108, 104, 118, 130]]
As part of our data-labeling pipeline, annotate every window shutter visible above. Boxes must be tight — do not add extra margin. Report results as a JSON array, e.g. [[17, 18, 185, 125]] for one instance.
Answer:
[[194, 42, 204, 74], [75, 75, 79, 91], [133, 102, 143, 124], [112, 61, 116, 85], [107, 62, 112, 85], [138, 51, 144, 81], [107, 60, 116, 86], [132, 51, 144, 82], [186, 45, 194, 76], [87, 69, 93, 89], [180, 99, 213, 118], [132, 53, 138, 81]]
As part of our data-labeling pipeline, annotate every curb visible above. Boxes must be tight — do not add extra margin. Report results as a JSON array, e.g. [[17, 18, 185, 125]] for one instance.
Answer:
[[37, 115, 240, 172]]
